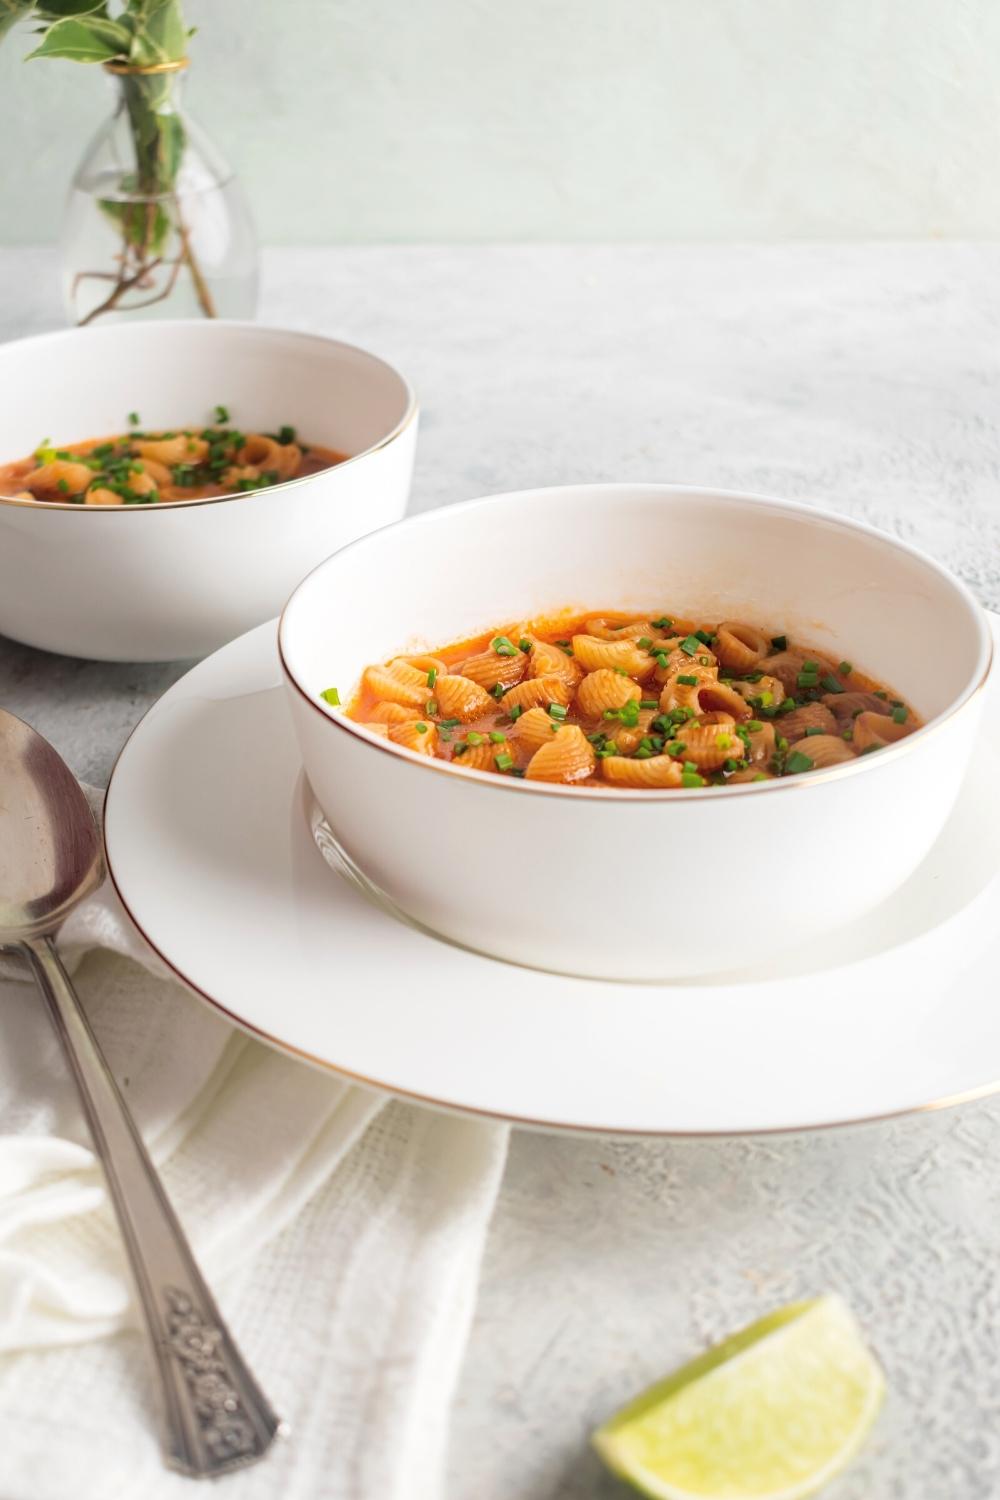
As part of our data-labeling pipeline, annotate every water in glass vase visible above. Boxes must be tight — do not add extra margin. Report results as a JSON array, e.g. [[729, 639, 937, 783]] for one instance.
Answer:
[[62, 66, 258, 326]]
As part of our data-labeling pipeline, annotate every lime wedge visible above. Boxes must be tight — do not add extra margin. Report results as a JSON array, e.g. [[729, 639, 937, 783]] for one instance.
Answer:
[[592, 1295, 884, 1500]]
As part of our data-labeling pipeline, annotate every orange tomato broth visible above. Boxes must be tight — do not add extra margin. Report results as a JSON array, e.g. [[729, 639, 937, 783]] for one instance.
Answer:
[[0, 419, 346, 505], [342, 608, 919, 789]]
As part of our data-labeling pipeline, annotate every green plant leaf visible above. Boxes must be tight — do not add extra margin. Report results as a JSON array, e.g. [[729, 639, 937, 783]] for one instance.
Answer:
[[126, 0, 185, 66], [0, 0, 35, 44], [26, 12, 128, 58], [34, 0, 106, 19], [99, 195, 172, 256]]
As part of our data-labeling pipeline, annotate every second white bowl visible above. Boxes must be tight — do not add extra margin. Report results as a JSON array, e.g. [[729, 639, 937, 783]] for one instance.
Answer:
[[0, 320, 417, 661]]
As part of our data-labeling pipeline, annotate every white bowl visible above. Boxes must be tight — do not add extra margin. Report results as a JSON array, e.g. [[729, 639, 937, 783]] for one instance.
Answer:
[[280, 484, 993, 981], [0, 320, 417, 661]]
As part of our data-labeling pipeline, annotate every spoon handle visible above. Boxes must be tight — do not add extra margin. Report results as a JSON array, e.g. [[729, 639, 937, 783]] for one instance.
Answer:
[[22, 936, 284, 1477]]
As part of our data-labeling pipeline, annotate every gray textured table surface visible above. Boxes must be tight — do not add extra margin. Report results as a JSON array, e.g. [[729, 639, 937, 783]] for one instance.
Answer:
[[3, 245, 1000, 1500]]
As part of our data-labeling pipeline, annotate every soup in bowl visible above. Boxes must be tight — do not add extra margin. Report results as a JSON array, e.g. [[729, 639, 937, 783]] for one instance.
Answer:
[[0, 321, 417, 661], [280, 484, 992, 981]]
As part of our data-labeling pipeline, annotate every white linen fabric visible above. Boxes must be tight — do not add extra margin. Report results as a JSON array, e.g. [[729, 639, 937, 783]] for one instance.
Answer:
[[0, 789, 509, 1500]]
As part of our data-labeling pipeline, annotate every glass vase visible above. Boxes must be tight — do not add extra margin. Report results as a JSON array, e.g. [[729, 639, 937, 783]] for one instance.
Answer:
[[61, 61, 258, 327]]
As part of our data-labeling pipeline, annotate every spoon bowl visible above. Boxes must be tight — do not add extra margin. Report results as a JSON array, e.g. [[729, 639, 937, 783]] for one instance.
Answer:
[[0, 710, 103, 940]]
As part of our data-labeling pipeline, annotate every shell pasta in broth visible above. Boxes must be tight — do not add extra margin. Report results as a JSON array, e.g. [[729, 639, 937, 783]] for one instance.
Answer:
[[337, 610, 921, 788], [0, 407, 345, 506]]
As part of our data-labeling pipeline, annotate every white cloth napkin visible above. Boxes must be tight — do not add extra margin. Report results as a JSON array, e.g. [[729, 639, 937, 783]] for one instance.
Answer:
[[0, 788, 509, 1500]]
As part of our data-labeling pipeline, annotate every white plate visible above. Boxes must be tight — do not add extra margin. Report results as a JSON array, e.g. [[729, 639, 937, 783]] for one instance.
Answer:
[[104, 617, 1000, 1136]]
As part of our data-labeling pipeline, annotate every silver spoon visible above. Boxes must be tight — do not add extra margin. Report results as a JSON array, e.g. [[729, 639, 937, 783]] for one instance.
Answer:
[[0, 708, 283, 1477]]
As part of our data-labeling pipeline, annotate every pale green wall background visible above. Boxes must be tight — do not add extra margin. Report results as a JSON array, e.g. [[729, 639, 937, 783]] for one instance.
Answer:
[[3, 0, 1000, 244]]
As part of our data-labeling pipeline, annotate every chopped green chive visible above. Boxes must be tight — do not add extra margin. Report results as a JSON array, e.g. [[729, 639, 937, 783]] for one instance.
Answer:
[[804, 726, 825, 736], [892, 705, 908, 724], [637, 636, 652, 649], [214, 405, 230, 424], [489, 730, 506, 743], [438, 717, 461, 729], [426, 698, 438, 716], [715, 733, 732, 749], [549, 703, 568, 720], [321, 687, 341, 706], [494, 752, 514, 771], [652, 616, 673, 630], [491, 635, 518, 657], [680, 635, 701, 656], [665, 739, 686, 757], [770, 635, 787, 651], [492, 682, 506, 700], [785, 750, 814, 774], [56, 478, 69, 493], [127, 411, 140, 426], [426, 667, 438, 689], [838, 661, 852, 676], [746, 719, 764, 732], [797, 671, 820, 688], [677, 674, 698, 686], [875, 690, 888, 700], [843, 729, 854, 741], [654, 652, 669, 670], [753, 772, 768, 782], [277, 424, 296, 445], [681, 770, 706, 788], [695, 630, 714, 646], [639, 699, 658, 710], [508, 705, 524, 722], [821, 675, 844, 694], [466, 731, 484, 745], [415, 722, 428, 733], [519, 638, 532, 653]]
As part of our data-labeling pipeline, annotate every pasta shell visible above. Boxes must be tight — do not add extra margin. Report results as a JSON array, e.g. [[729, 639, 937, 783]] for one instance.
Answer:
[[786, 733, 855, 768], [746, 721, 776, 764], [727, 767, 773, 783], [367, 700, 414, 724], [823, 690, 894, 722], [714, 621, 769, 673], [525, 725, 595, 784], [600, 754, 683, 788], [730, 674, 786, 708], [239, 434, 287, 474], [576, 669, 642, 719], [25, 460, 95, 499], [695, 681, 753, 719], [658, 665, 716, 713], [433, 674, 495, 722], [778, 703, 837, 741], [363, 660, 430, 708], [388, 720, 439, 755], [502, 675, 573, 713], [584, 616, 658, 641], [526, 638, 582, 691], [758, 649, 836, 694], [398, 654, 448, 677], [84, 486, 121, 506], [605, 709, 656, 754], [513, 705, 563, 755], [459, 647, 527, 692], [652, 643, 718, 684], [135, 435, 209, 465], [452, 737, 515, 772], [676, 722, 747, 772], [571, 635, 654, 680], [851, 711, 913, 753], [359, 721, 390, 738]]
